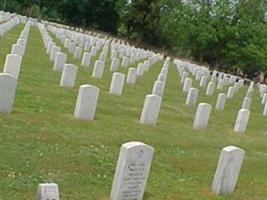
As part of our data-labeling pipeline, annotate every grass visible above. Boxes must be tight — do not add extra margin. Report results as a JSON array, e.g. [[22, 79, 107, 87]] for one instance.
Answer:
[[0, 24, 267, 200]]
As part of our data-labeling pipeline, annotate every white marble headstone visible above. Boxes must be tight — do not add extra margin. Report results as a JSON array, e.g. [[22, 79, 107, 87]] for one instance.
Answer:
[[110, 142, 154, 200], [212, 146, 245, 195], [140, 94, 161, 125], [0, 73, 17, 114], [74, 84, 100, 120], [36, 183, 60, 200], [193, 103, 212, 130]]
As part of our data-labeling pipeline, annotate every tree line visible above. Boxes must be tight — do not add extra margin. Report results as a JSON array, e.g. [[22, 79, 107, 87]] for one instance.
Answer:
[[1, 0, 267, 81]]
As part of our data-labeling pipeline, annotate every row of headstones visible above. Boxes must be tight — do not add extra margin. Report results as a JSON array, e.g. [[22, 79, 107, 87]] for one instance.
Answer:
[[176, 59, 244, 98], [176, 59, 267, 113], [36, 142, 245, 200], [47, 20, 152, 61], [39, 21, 162, 85], [0, 22, 31, 114], [0, 11, 12, 23], [139, 58, 170, 125], [38, 22, 164, 121], [47, 23, 153, 73], [174, 59, 267, 133], [0, 16, 19, 36], [175, 61, 252, 133], [42, 23, 156, 83]]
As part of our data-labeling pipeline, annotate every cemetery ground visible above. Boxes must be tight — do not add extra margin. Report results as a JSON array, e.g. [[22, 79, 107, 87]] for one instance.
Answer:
[[0, 24, 267, 200]]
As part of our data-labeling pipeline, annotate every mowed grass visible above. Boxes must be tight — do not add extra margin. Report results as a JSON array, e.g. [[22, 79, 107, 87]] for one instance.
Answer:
[[0, 24, 267, 200]]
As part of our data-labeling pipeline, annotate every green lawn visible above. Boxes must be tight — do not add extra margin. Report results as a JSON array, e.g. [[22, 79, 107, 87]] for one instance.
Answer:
[[0, 24, 267, 200]]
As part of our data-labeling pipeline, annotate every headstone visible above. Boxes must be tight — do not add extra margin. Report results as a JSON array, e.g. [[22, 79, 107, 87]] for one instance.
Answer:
[[261, 93, 267, 105], [234, 109, 250, 133], [50, 46, 61, 61], [140, 94, 161, 125], [99, 51, 107, 62], [157, 73, 166, 83], [199, 76, 207, 87], [110, 58, 120, 72], [206, 81, 215, 96], [0, 73, 17, 114], [121, 56, 129, 68], [74, 84, 100, 120], [186, 87, 198, 106], [193, 103, 212, 130], [3, 54, 22, 78], [227, 87, 234, 99], [137, 63, 145, 76], [17, 38, 26, 47], [81, 52, 92, 67], [53, 52, 67, 71], [180, 71, 188, 84], [92, 60, 105, 78], [183, 78, 192, 92], [11, 44, 24, 56], [241, 97, 251, 110], [263, 102, 267, 116], [60, 64, 78, 88], [152, 81, 164, 96], [215, 93, 226, 110], [110, 141, 154, 200], [74, 47, 82, 59], [36, 183, 60, 200], [109, 72, 125, 95], [126, 68, 137, 84], [211, 146, 245, 195], [217, 79, 224, 90]]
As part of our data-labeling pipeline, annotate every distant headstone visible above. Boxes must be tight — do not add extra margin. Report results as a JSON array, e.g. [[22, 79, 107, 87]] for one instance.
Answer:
[[217, 79, 224, 90], [215, 93, 226, 110], [234, 108, 250, 133], [109, 72, 125, 95], [183, 78, 192, 92], [261, 93, 267, 105], [11, 44, 24, 56], [110, 141, 154, 200], [152, 81, 164, 96], [241, 97, 251, 110], [110, 58, 120, 72], [227, 87, 234, 99], [206, 81, 215, 96], [99, 51, 107, 62], [157, 73, 166, 83], [74, 84, 100, 120], [81, 52, 92, 67], [199, 75, 207, 87], [211, 146, 245, 195], [74, 47, 82, 59], [36, 183, 60, 200], [50, 46, 61, 61], [92, 60, 105, 78], [193, 103, 212, 130], [140, 94, 161, 125], [53, 52, 67, 71], [60, 64, 78, 88], [263, 102, 267, 116], [186, 87, 198, 106], [126, 68, 137, 84], [0, 73, 17, 114], [180, 71, 188, 84], [137, 63, 145, 76], [121, 56, 129, 68]]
